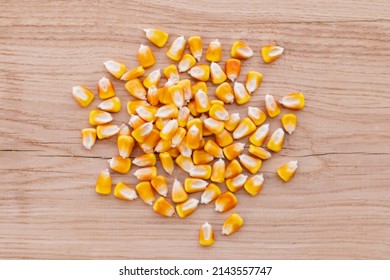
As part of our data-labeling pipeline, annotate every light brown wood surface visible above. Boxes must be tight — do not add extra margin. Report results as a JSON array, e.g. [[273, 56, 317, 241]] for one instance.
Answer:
[[1, 0, 390, 260]]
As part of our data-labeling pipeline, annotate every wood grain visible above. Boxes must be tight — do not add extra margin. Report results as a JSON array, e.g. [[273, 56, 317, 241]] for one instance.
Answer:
[[0, 0, 390, 259]]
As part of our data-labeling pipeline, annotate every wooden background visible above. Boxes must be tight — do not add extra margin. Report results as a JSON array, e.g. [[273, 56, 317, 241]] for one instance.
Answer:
[[1, 0, 389, 259]]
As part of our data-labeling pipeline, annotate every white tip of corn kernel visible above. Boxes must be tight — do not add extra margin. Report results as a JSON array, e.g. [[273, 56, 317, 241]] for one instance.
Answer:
[[119, 187, 137, 200], [182, 198, 199, 211], [221, 225, 232, 235], [238, 47, 253, 58], [103, 60, 120, 73], [72, 86, 87, 101], [202, 222, 212, 240], [99, 77, 110, 92], [269, 46, 284, 57]]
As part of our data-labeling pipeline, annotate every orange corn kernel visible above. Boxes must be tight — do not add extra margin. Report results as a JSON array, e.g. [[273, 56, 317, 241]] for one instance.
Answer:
[[188, 64, 210, 82], [151, 175, 168, 197], [206, 39, 222, 62], [89, 109, 113, 125], [166, 36, 186, 61], [133, 166, 158, 181], [214, 82, 234, 104], [121, 65, 145, 81], [178, 54, 197, 73], [159, 152, 174, 175], [81, 128, 97, 150], [155, 103, 179, 119], [153, 196, 175, 217], [135, 181, 155, 205], [245, 71, 263, 93], [188, 36, 203, 61], [95, 169, 112, 195], [277, 160, 298, 182], [184, 178, 208, 193], [223, 142, 245, 160], [225, 58, 241, 82], [239, 154, 262, 174], [199, 222, 215, 247], [168, 84, 185, 108], [233, 82, 251, 105], [280, 92, 305, 110], [114, 182, 137, 201], [117, 135, 135, 158], [176, 198, 199, 219], [131, 122, 153, 143], [215, 129, 234, 147], [98, 96, 121, 113], [266, 128, 285, 152], [172, 178, 188, 203], [103, 60, 126, 79], [108, 156, 131, 174], [194, 89, 211, 113], [249, 123, 270, 147], [215, 192, 238, 213], [262, 45, 284, 63], [248, 145, 272, 160], [143, 69, 161, 89], [265, 94, 281, 118], [98, 77, 116, 99], [96, 124, 120, 139], [231, 41, 253, 59], [193, 149, 214, 165], [138, 44, 156, 68], [140, 129, 161, 153], [225, 159, 243, 179], [204, 139, 223, 158], [210, 158, 225, 183], [144, 28, 169, 48], [200, 183, 221, 204], [175, 155, 194, 173], [133, 153, 157, 167], [125, 78, 147, 100], [226, 174, 248, 192], [127, 100, 149, 115], [281, 113, 297, 135], [244, 174, 264, 196], [233, 117, 256, 139], [247, 106, 266, 126], [72, 86, 94, 107], [189, 164, 212, 180], [225, 113, 240, 132], [222, 213, 244, 235]]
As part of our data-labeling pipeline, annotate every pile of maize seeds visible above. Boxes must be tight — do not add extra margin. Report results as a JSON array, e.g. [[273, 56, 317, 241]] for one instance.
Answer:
[[72, 29, 305, 247]]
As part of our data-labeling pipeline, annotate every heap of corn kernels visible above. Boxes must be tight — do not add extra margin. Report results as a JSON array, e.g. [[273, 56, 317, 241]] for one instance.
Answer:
[[72, 29, 305, 247]]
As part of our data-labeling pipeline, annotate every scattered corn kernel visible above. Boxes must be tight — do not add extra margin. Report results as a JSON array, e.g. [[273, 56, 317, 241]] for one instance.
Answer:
[[225, 58, 241, 82], [155, 104, 179, 119], [171, 127, 186, 148], [133, 166, 157, 181], [194, 89, 211, 113], [210, 62, 227, 85], [244, 174, 264, 196], [200, 183, 221, 204], [248, 145, 272, 160], [262, 45, 284, 63], [209, 103, 229, 121], [147, 86, 159, 106], [231, 41, 253, 59], [184, 178, 208, 193], [214, 82, 234, 104], [98, 77, 116, 99], [280, 92, 305, 110], [210, 158, 225, 183], [233, 82, 251, 105], [114, 182, 137, 201], [188, 36, 202, 61], [222, 213, 244, 235], [144, 28, 169, 48], [215, 129, 234, 147], [245, 71, 263, 93], [125, 78, 147, 100], [131, 122, 153, 143], [176, 198, 199, 218], [127, 100, 149, 115], [135, 181, 155, 205], [138, 44, 156, 68], [239, 154, 262, 174], [177, 106, 190, 127], [133, 153, 157, 167], [199, 222, 215, 246], [108, 156, 131, 174], [193, 150, 214, 165], [206, 39, 222, 62], [233, 117, 256, 139], [117, 135, 135, 158], [223, 142, 245, 160], [121, 65, 145, 81], [277, 160, 298, 182], [172, 178, 188, 203], [175, 155, 194, 173], [72, 86, 94, 107], [168, 147, 180, 158], [153, 196, 175, 217], [178, 136, 193, 157], [265, 94, 281, 118], [136, 105, 157, 122], [178, 54, 196, 73], [226, 173, 247, 192], [188, 65, 210, 82], [225, 159, 243, 179], [187, 100, 200, 117], [140, 129, 161, 153], [281, 113, 297, 135], [189, 165, 212, 180], [168, 84, 185, 108], [204, 118, 224, 134], [154, 138, 172, 153], [81, 128, 97, 150], [151, 175, 168, 197], [247, 106, 266, 126], [89, 109, 113, 125], [103, 60, 126, 79], [95, 169, 112, 195], [267, 128, 285, 152], [160, 119, 178, 141], [166, 36, 186, 61], [249, 123, 270, 146], [192, 81, 208, 95], [143, 69, 161, 89], [118, 124, 131, 136], [178, 79, 193, 102], [215, 192, 238, 213], [96, 124, 120, 139], [98, 96, 121, 113], [159, 152, 174, 174], [225, 113, 240, 132], [204, 139, 223, 158], [185, 125, 202, 150]]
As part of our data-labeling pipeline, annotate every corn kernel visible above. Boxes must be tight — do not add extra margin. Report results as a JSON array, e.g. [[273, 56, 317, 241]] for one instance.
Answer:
[[117, 135, 135, 158], [239, 154, 262, 174], [177, 107, 190, 127], [96, 124, 120, 139], [280, 92, 305, 110], [184, 178, 208, 193], [176, 198, 199, 219], [186, 117, 203, 132], [114, 182, 137, 201], [204, 139, 223, 158], [277, 160, 298, 182], [172, 178, 188, 203], [231, 41, 253, 59], [262, 45, 284, 63], [171, 127, 186, 148], [154, 138, 172, 153], [178, 54, 197, 73], [222, 213, 244, 235], [103, 60, 126, 79], [95, 169, 112, 195], [163, 64, 180, 84], [98, 77, 116, 99], [159, 152, 174, 175], [168, 147, 180, 158], [193, 150, 214, 165], [225, 159, 243, 179], [233, 82, 251, 105], [140, 129, 161, 153], [136, 181, 155, 205], [121, 65, 145, 81], [215, 192, 237, 213], [178, 79, 193, 102], [225, 113, 240, 132], [147, 86, 159, 106], [204, 118, 224, 134], [245, 71, 263, 93], [151, 175, 168, 197], [144, 28, 169, 48], [125, 78, 147, 100], [249, 123, 270, 147], [89, 109, 113, 125], [226, 174, 248, 192], [118, 124, 131, 136], [215, 129, 234, 147], [248, 145, 272, 160], [225, 58, 241, 82], [155, 104, 179, 119], [223, 142, 245, 160], [160, 119, 178, 141], [98, 96, 121, 113], [233, 117, 256, 139], [247, 106, 266, 126], [127, 100, 149, 115], [281, 113, 297, 135], [265, 94, 281, 118], [200, 183, 221, 204], [133, 153, 157, 167], [81, 128, 97, 150], [192, 81, 208, 95], [189, 165, 212, 180], [209, 103, 228, 121], [187, 100, 200, 117], [72, 86, 94, 107], [214, 82, 234, 104], [138, 44, 156, 68], [267, 128, 285, 152], [153, 196, 175, 217], [131, 122, 153, 143], [199, 222, 215, 246], [108, 156, 131, 174], [175, 155, 194, 173], [188, 64, 210, 82], [178, 136, 193, 157], [210, 158, 225, 183], [244, 174, 264, 196], [143, 69, 161, 89], [210, 62, 227, 85], [194, 89, 211, 113], [157, 85, 172, 104], [168, 84, 185, 108], [166, 36, 186, 61], [186, 125, 202, 150], [188, 36, 202, 61], [136, 105, 157, 122], [134, 166, 157, 181], [205, 39, 222, 62]]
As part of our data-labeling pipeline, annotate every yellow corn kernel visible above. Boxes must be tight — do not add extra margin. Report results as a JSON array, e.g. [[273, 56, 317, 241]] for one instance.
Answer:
[[215, 192, 238, 213], [189, 165, 212, 180], [167, 147, 180, 158], [136, 105, 157, 122], [175, 155, 194, 173], [209, 103, 228, 121], [210, 62, 227, 85], [72, 86, 94, 107], [97, 96, 121, 113], [125, 78, 147, 100], [187, 100, 200, 117], [265, 94, 281, 118], [98, 77, 116, 99], [185, 125, 202, 150], [95, 169, 112, 195], [127, 100, 149, 115], [184, 178, 208, 193], [140, 128, 161, 153], [239, 154, 262, 174], [153, 196, 175, 217], [231, 41, 253, 59], [151, 175, 168, 197], [188, 36, 202, 61], [177, 137, 193, 157], [262, 45, 284, 63], [178, 54, 196, 73], [177, 107, 190, 128], [204, 140, 223, 158], [200, 183, 221, 204], [159, 152, 174, 175], [281, 113, 297, 135], [128, 114, 146, 129], [193, 150, 214, 165], [81, 128, 97, 150], [163, 64, 180, 83], [249, 123, 270, 146], [199, 222, 215, 247], [155, 104, 178, 120], [210, 158, 225, 183], [157, 85, 172, 105], [225, 58, 241, 82], [226, 174, 248, 192], [206, 39, 222, 62], [114, 182, 137, 201], [89, 109, 112, 125], [144, 28, 169, 48], [133, 153, 157, 167], [188, 65, 210, 82], [103, 60, 126, 79], [277, 160, 298, 182], [168, 84, 185, 108], [280, 92, 305, 110], [233, 82, 251, 105], [203, 118, 224, 134], [96, 124, 120, 139], [131, 122, 153, 143], [108, 156, 131, 174], [117, 135, 135, 158], [222, 213, 244, 235], [245, 71, 263, 93], [134, 166, 157, 181], [267, 128, 285, 152], [146, 86, 158, 106], [194, 89, 211, 113], [247, 106, 266, 126], [166, 36, 186, 61], [154, 139, 172, 153], [143, 69, 161, 89], [223, 142, 245, 161], [214, 82, 234, 104], [176, 198, 199, 219], [118, 124, 131, 136], [160, 119, 178, 141], [186, 117, 203, 132], [244, 174, 264, 196], [210, 100, 224, 106], [192, 81, 208, 95], [171, 178, 188, 203], [225, 159, 243, 179], [135, 181, 155, 205], [248, 145, 272, 160], [233, 117, 256, 140], [198, 137, 206, 149], [215, 129, 234, 147], [121, 65, 145, 81], [171, 127, 186, 148], [138, 44, 156, 68], [177, 79, 192, 102], [225, 113, 240, 132]]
